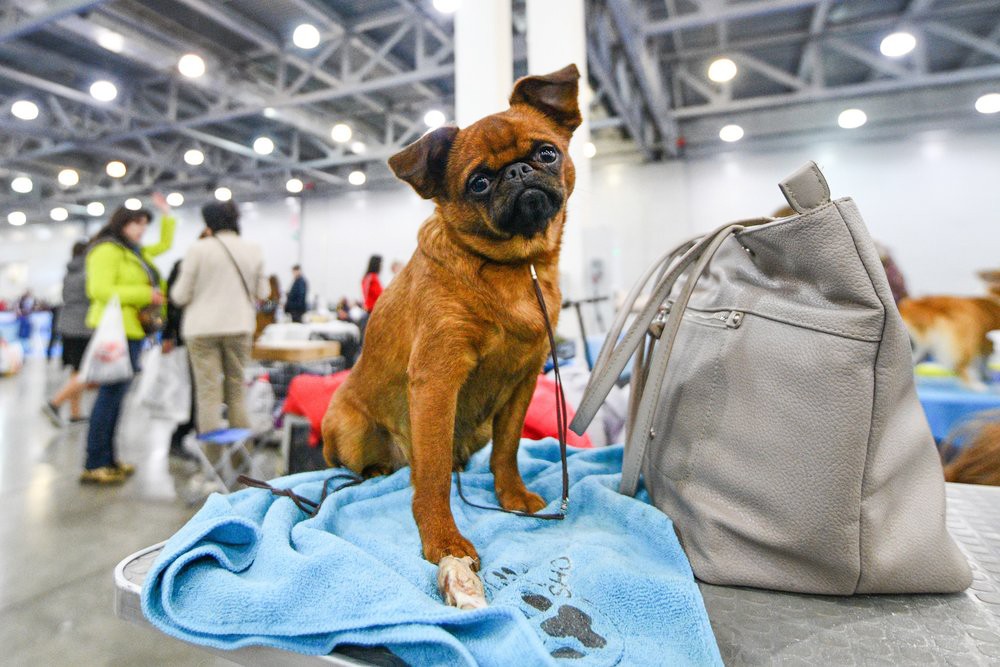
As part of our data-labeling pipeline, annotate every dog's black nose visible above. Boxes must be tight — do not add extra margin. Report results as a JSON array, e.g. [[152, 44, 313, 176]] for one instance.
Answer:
[[504, 162, 533, 182]]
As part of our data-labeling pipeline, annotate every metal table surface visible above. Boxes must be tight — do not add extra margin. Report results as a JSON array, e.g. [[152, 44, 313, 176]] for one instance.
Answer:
[[115, 483, 1000, 666]]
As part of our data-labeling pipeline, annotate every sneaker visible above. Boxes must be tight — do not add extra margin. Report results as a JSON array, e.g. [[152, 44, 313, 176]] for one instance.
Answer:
[[113, 462, 136, 477], [42, 402, 64, 428], [80, 466, 127, 484]]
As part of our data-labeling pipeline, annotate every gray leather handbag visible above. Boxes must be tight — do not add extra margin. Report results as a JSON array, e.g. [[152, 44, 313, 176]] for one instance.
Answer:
[[571, 162, 972, 594]]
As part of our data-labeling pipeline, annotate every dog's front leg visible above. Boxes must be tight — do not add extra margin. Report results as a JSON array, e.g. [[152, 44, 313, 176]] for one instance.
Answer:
[[408, 339, 479, 568], [491, 371, 547, 514]]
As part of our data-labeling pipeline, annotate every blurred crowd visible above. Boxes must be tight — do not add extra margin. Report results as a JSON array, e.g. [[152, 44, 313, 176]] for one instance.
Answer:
[[6, 195, 395, 486]]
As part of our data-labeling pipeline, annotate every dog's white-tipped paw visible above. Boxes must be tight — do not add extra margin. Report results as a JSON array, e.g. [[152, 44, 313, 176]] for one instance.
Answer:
[[437, 556, 487, 610]]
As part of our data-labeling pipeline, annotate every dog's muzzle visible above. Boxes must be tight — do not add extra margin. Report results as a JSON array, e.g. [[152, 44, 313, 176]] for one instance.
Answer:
[[498, 185, 563, 237]]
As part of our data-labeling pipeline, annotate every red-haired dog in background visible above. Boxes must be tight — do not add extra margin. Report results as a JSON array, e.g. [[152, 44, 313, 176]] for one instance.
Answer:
[[899, 273, 1000, 390]]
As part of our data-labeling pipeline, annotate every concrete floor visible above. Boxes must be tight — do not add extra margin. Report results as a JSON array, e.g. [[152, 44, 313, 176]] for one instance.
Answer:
[[0, 356, 272, 666]]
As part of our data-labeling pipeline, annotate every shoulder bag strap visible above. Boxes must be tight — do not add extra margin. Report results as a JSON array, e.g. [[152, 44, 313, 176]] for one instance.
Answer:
[[618, 223, 743, 495], [112, 240, 159, 287], [586, 237, 698, 386], [214, 237, 255, 306], [570, 221, 738, 436]]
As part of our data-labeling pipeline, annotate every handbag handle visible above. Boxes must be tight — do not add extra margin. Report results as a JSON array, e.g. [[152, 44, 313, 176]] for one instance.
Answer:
[[585, 237, 698, 386], [570, 222, 739, 437], [617, 224, 742, 495]]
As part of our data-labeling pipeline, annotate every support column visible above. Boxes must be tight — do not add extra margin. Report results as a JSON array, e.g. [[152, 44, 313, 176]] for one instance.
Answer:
[[526, 0, 594, 350], [454, 1, 513, 127]]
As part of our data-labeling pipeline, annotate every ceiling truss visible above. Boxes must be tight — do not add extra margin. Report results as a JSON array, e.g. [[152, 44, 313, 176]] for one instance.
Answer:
[[0, 0, 998, 222]]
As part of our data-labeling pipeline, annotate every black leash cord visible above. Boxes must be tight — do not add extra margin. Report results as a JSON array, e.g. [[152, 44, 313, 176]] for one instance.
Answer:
[[454, 263, 570, 520]]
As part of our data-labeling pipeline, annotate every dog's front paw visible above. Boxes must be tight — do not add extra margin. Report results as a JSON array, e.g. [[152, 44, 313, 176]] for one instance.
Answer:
[[423, 531, 480, 569], [497, 487, 547, 514]]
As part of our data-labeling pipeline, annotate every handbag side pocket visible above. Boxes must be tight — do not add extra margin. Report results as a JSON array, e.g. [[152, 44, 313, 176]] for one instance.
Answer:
[[647, 312, 878, 591], [646, 310, 736, 484]]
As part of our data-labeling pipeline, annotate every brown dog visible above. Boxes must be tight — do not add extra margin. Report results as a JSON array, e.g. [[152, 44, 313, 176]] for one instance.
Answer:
[[322, 65, 581, 589], [899, 295, 1000, 389]]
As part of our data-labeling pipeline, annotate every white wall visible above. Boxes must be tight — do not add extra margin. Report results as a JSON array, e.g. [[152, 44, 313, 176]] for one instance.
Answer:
[[299, 187, 433, 307], [6, 125, 998, 308], [0, 223, 85, 302], [591, 126, 1000, 298]]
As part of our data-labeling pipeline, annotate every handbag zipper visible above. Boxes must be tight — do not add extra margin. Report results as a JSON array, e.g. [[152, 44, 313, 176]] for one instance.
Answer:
[[683, 309, 744, 329], [649, 304, 743, 338]]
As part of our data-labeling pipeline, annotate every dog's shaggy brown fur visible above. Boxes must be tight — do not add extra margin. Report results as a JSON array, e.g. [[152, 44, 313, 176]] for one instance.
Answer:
[[321, 65, 582, 570]]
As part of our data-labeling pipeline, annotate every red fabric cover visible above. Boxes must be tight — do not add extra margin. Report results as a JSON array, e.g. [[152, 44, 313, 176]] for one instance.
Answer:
[[282, 371, 351, 445], [282, 371, 592, 448], [523, 375, 593, 448]]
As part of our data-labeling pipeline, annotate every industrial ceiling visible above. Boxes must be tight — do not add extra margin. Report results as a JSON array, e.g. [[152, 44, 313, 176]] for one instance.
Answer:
[[1, 0, 998, 224]]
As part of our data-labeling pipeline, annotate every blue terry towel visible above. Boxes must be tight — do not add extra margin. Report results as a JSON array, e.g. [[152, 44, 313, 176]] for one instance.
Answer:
[[142, 440, 722, 666]]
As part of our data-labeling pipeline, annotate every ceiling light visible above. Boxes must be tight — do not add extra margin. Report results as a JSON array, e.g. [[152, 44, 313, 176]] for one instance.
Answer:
[[50, 207, 69, 221], [433, 0, 462, 13], [124, 198, 142, 211], [166, 192, 185, 207], [350, 141, 367, 154], [58, 169, 79, 187], [184, 149, 205, 166], [331, 123, 352, 143], [7, 211, 26, 226], [90, 80, 118, 102], [11, 100, 39, 120], [975, 93, 1000, 114], [10, 176, 33, 193], [253, 137, 275, 155], [96, 28, 124, 53], [263, 107, 277, 118], [880, 32, 916, 57], [293, 23, 321, 49], [178, 53, 206, 78], [87, 202, 105, 217], [838, 108, 867, 129], [719, 124, 744, 142], [286, 178, 304, 193], [106, 161, 127, 178], [707, 58, 738, 83], [348, 170, 367, 186], [214, 187, 232, 201], [423, 109, 446, 128], [583, 141, 597, 158]]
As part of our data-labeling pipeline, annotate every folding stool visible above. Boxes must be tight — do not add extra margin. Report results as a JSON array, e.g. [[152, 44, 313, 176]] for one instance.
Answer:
[[183, 428, 263, 492]]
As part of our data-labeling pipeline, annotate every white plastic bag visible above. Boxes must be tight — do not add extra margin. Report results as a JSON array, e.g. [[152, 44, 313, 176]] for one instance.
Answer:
[[80, 294, 133, 384], [142, 347, 191, 423], [0, 339, 24, 376], [246, 377, 275, 434], [132, 345, 162, 407]]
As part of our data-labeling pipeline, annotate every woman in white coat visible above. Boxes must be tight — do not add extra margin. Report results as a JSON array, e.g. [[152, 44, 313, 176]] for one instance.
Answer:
[[170, 201, 269, 435]]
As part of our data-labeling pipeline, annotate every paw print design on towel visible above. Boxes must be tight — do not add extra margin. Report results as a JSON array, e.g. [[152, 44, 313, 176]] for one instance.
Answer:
[[484, 558, 622, 665]]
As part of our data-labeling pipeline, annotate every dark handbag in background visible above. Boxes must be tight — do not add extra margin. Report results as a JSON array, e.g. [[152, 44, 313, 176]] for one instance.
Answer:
[[138, 304, 165, 335], [571, 162, 972, 595]]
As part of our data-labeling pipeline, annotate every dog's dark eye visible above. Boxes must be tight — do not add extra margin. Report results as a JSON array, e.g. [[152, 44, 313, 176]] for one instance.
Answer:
[[468, 174, 491, 195], [536, 145, 559, 163]]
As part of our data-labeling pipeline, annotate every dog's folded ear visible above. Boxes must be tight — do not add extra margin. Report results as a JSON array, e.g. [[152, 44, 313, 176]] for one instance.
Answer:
[[509, 64, 581, 133], [388, 125, 460, 200]]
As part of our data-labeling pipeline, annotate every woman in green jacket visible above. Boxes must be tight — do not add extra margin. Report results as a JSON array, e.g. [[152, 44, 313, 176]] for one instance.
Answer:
[[82, 195, 174, 484]]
